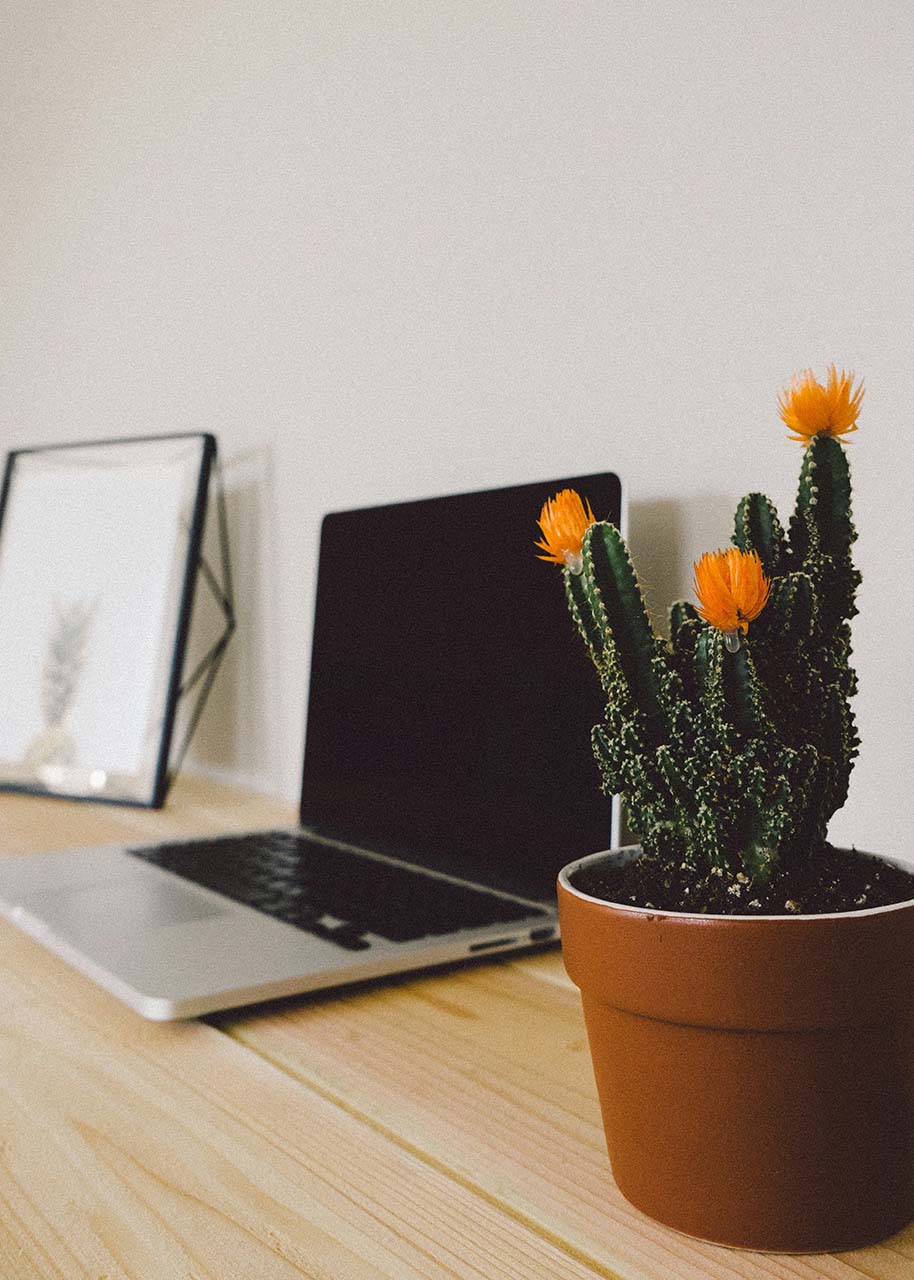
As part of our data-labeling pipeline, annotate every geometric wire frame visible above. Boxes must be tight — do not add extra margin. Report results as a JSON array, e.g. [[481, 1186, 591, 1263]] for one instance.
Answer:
[[166, 457, 236, 790]]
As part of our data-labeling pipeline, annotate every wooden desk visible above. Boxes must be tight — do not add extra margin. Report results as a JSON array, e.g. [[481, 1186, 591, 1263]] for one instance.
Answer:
[[0, 777, 910, 1279]]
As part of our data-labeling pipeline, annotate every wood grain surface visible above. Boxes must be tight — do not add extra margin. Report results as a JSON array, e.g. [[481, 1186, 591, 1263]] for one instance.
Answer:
[[1, 776, 912, 1279]]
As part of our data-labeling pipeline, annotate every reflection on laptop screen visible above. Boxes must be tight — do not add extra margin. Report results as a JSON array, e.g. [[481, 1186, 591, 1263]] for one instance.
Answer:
[[300, 473, 622, 900]]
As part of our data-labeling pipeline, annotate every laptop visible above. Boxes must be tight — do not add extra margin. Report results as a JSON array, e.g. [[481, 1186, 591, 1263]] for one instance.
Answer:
[[0, 472, 623, 1019]]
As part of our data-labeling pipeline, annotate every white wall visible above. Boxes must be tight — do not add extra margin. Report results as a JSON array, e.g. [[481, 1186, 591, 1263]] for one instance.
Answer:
[[2, 1, 912, 859]]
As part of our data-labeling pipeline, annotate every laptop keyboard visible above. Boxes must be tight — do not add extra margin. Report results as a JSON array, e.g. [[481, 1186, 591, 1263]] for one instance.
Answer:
[[128, 830, 546, 951]]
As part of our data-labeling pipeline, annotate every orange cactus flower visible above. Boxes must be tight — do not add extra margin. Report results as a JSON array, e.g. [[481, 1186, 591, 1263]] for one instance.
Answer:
[[535, 489, 595, 572], [693, 547, 770, 637], [777, 364, 864, 444]]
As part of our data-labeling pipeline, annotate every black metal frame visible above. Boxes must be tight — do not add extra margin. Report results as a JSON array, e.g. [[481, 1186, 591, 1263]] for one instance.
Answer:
[[0, 432, 233, 808]]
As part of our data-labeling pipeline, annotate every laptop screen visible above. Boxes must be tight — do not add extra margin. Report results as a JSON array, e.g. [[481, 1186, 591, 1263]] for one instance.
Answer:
[[300, 473, 623, 900]]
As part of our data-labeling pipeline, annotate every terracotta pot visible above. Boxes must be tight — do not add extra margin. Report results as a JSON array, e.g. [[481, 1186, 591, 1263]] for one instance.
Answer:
[[557, 846, 914, 1253]]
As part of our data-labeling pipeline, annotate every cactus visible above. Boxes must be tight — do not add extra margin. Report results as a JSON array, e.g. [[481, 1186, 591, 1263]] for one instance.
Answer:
[[536, 367, 864, 896]]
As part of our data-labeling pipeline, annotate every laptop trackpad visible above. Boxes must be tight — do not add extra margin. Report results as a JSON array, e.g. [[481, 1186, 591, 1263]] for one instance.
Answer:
[[19, 875, 227, 942]]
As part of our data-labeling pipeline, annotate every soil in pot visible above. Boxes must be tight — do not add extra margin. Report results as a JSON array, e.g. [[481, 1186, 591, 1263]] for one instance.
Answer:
[[572, 842, 914, 915]]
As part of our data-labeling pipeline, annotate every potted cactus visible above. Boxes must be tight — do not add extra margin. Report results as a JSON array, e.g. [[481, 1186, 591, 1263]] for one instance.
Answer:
[[540, 367, 914, 1253]]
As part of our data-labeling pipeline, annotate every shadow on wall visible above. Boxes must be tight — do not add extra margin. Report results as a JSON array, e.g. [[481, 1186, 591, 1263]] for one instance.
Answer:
[[626, 494, 741, 637], [172, 444, 279, 791]]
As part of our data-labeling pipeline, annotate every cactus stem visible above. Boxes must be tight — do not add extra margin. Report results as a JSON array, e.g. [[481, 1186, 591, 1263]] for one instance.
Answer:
[[540, 365, 862, 896]]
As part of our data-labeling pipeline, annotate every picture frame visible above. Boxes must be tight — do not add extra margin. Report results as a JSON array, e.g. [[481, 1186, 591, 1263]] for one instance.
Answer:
[[0, 433, 218, 807]]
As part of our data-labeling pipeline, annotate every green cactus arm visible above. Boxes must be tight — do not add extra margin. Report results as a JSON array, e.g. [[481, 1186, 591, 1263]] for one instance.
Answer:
[[733, 492, 787, 577], [740, 813, 786, 883], [580, 522, 666, 740], [592, 710, 642, 777], [695, 626, 771, 742], [827, 620, 858, 697], [656, 744, 693, 812], [791, 434, 854, 561], [654, 662, 693, 741], [694, 628, 729, 742], [669, 600, 702, 659], [738, 743, 801, 881], [669, 608, 703, 705], [564, 567, 605, 668], [592, 723, 624, 796], [788, 433, 861, 645], [820, 680, 859, 792], [764, 572, 817, 646], [790, 434, 858, 590], [780, 744, 834, 858], [693, 794, 727, 870], [593, 720, 672, 841], [669, 598, 699, 636], [725, 643, 773, 740], [749, 573, 818, 705]]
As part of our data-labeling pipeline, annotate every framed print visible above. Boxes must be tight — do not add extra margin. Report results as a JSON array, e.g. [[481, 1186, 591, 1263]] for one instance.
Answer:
[[0, 433, 216, 807]]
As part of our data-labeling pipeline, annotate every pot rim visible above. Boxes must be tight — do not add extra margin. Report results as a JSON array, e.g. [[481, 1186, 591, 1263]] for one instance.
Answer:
[[558, 844, 914, 923]]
